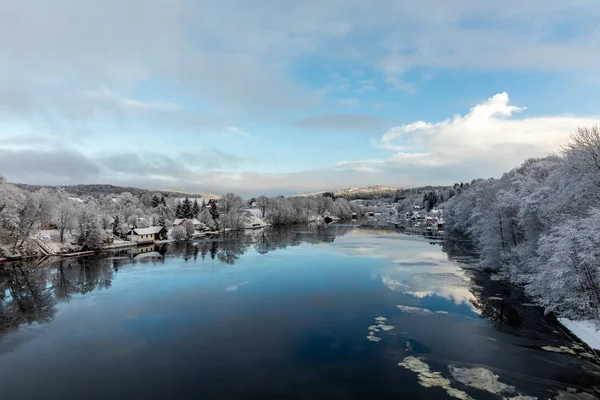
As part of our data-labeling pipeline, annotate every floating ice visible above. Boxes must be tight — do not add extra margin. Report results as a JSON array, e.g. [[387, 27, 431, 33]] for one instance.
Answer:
[[398, 357, 470, 399], [555, 389, 599, 400], [448, 365, 514, 395], [366, 316, 395, 341], [541, 345, 576, 355], [435, 310, 449, 315]]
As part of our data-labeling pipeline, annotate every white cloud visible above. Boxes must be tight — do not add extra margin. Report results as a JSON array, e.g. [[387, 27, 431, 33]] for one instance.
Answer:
[[337, 92, 600, 179], [225, 126, 251, 137]]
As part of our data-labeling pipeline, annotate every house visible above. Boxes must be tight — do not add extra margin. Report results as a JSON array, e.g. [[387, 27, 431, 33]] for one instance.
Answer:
[[127, 226, 168, 244], [172, 218, 203, 229]]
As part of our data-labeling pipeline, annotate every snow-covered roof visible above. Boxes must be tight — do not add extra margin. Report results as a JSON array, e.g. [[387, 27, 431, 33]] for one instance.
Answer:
[[173, 218, 202, 226], [132, 226, 165, 235]]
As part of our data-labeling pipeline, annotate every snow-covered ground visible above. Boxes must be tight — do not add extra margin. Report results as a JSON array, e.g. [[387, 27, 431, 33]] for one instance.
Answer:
[[558, 318, 600, 351], [244, 209, 269, 228], [33, 229, 78, 254]]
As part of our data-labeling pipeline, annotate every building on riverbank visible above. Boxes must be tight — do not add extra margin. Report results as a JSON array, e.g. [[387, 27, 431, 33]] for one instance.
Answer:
[[126, 226, 168, 244], [172, 218, 203, 229]]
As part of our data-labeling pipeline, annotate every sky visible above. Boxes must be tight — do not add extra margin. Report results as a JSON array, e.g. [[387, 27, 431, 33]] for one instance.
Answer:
[[1, 0, 600, 196]]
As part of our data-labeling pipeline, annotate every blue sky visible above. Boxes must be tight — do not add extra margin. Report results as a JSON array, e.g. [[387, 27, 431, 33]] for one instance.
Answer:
[[1, 0, 600, 196]]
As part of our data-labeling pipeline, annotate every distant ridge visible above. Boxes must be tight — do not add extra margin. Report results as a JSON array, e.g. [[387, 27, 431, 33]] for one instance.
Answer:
[[293, 185, 402, 200], [14, 183, 220, 199]]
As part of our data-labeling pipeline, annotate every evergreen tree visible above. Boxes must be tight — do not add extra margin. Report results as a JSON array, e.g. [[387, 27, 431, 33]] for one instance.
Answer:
[[112, 215, 120, 236], [181, 197, 192, 219], [151, 194, 161, 208], [210, 201, 219, 221], [158, 214, 167, 229], [201, 199, 207, 209], [192, 200, 200, 218], [161, 195, 166, 206]]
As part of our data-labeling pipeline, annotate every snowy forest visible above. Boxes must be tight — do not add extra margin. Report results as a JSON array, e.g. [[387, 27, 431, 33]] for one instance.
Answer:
[[442, 126, 600, 322], [0, 178, 362, 258]]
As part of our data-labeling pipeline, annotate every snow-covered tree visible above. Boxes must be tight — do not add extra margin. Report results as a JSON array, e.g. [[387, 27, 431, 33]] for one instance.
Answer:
[[198, 208, 215, 230], [192, 200, 200, 218], [219, 193, 243, 215], [256, 196, 269, 218], [77, 208, 104, 250], [171, 226, 186, 241], [56, 200, 77, 243], [183, 219, 195, 239]]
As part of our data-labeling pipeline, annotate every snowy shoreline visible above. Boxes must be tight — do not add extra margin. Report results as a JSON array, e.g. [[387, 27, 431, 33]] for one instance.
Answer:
[[558, 318, 600, 353]]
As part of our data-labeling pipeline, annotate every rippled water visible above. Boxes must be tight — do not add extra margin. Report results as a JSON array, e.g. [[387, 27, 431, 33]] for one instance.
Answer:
[[1, 225, 599, 399]]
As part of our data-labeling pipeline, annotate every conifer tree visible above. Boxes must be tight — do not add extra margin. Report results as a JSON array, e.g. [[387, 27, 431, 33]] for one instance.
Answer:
[[192, 200, 200, 218]]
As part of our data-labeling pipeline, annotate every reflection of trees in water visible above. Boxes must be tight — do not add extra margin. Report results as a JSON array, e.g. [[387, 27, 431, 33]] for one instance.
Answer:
[[51, 258, 114, 299], [163, 225, 356, 265], [254, 224, 354, 255], [440, 234, 478, 262], [468, 271, 561, 336], [0, 264, 56, 331], [0, 225, 355, 333], [0, 257, 115, 333], [439, 234, 558, 336]]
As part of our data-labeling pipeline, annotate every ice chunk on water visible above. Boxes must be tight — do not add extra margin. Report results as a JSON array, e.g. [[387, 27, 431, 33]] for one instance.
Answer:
[[378, 324, 395, 331], [448, 365, 514, 395], [398, 357, 470, 400]]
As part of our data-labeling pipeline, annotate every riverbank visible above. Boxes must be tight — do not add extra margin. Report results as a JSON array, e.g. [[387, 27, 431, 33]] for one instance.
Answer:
[[559, 319, 600, 353]]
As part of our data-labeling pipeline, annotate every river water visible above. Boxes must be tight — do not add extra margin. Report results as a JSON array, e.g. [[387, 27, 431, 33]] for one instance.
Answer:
[[1, 224, 599, 399]]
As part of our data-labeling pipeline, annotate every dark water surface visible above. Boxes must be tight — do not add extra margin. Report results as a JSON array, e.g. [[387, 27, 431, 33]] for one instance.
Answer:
[[1, 225, 599, 399]]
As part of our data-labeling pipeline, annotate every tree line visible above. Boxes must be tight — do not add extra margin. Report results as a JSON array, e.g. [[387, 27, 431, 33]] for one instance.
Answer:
[[442, 126, 600, 322], [0, 178, 363, 257]]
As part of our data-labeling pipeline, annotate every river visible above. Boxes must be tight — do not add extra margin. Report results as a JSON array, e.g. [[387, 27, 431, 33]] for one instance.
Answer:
[[1, 224, 599, 399]]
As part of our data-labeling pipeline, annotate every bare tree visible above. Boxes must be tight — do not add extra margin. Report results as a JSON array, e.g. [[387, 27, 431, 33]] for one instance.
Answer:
[[256, 196, 269, 218], [56, 201, 77, 243], [219, 193, 243, 214]]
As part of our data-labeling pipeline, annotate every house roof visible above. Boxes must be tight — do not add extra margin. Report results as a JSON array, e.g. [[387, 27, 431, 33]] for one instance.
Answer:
[[173, 218, 202, 226], [132, 226, 165, 235]]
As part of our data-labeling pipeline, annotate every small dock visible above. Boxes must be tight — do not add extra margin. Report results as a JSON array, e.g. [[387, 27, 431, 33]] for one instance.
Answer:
[[63, 251, 95, 258]]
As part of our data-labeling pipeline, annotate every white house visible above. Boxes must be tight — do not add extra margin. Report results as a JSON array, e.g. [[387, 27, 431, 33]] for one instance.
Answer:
[[127, 226, 168, 244]]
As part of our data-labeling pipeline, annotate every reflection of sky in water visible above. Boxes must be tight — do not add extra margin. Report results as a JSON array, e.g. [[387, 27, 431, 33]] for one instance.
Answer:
[[322, 231, 478, 317]]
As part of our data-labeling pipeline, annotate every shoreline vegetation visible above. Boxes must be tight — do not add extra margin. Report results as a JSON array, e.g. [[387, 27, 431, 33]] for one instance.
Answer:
[[441, 126, 600, 350], [0, 184, 366, 261]]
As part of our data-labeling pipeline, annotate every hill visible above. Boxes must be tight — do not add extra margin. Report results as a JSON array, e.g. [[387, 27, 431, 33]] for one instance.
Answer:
[[293, 185, 402, 200], [14, 183, 219, 199]]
